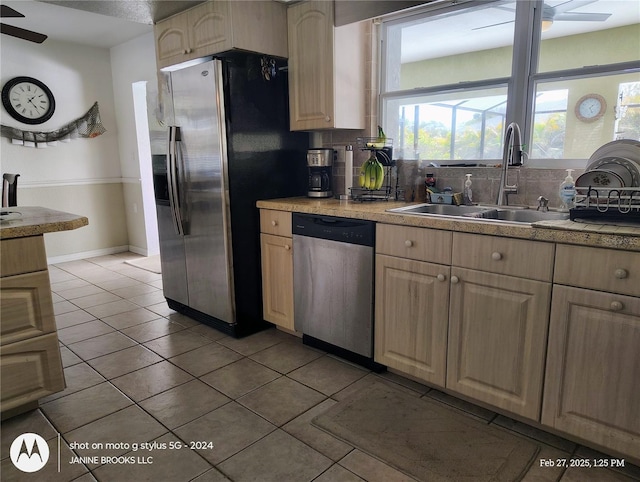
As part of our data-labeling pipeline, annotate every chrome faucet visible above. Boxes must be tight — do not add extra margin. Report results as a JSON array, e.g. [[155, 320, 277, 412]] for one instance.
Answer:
[[496, 122, 523, 206]]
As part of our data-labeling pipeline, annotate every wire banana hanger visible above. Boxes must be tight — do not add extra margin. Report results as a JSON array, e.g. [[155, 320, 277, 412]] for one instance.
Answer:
[[1, 102, 106, 147]]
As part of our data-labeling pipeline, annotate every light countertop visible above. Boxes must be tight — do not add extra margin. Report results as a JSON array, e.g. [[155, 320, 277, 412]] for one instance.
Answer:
[[0, 206, 88, 239], [257, 197, 640, 252]]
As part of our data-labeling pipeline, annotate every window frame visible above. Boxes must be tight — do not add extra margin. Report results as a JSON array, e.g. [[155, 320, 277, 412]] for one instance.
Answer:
[[378, 0, 640, 168]]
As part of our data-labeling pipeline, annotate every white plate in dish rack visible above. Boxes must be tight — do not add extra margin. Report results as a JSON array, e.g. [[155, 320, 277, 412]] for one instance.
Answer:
[[588, 140, 640, 169], [586, 156, 639, 187]]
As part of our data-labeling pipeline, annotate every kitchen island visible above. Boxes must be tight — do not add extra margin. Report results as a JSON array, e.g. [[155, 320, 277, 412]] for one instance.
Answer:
[[1, 206, 88, 419], [258, 196, 640, 465]]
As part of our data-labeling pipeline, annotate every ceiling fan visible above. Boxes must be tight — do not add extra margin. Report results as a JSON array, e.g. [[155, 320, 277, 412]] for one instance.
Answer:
[[1, 4, 47, 43], [474, 0, 612, 32]]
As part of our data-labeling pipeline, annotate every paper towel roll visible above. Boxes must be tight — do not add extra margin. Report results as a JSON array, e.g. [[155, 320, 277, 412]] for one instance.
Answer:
[[345, 145, 353, 197]]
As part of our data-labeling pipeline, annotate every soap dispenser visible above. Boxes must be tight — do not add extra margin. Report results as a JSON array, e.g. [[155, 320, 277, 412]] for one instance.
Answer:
[[559, 169, 576, 211], [463, 174, 473, 205]]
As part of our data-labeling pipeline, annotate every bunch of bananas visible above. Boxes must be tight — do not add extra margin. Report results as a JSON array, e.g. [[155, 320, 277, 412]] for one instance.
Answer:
[[365, 125, 387, 149], [359, 155, 385, 190]]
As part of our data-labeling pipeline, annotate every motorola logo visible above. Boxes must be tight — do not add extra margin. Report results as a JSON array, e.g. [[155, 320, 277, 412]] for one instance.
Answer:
[[10, 433, 50, 473]]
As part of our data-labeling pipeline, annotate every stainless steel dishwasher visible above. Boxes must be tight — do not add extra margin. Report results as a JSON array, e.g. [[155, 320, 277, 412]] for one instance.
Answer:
[[293, 213, 382, 370]]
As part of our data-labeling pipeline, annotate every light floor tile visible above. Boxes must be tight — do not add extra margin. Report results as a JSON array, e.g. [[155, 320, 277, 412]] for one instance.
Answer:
[[122, 318, 187, 343], [338, 450, 418, 482], [41, 362, 105, 402], [143, 330, 213, 358], [87, 345, 163, 379], [169, 343, 243, 377], [84, 299, 141, 319], [288, 355, 369, 396], [200, 358, 280, 399], [249, 339, 324, 374], [216, 327, 292, 356], [66, 332, 137, 360], [69, 291, 122, 309], [57, 320, 115, 345], [100, 308, 162, 330], [54, 309, 96, 329]]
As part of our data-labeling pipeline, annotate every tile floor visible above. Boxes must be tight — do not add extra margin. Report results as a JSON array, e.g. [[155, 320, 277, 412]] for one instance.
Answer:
[[1, 252, 639, 482]]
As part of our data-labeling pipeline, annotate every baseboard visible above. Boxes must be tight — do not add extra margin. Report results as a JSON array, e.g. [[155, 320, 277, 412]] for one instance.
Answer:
[[47, 245, 130, 264]]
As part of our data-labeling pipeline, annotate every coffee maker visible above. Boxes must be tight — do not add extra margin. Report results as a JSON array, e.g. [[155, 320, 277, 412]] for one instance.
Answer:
[[307, 148, 333, 198]]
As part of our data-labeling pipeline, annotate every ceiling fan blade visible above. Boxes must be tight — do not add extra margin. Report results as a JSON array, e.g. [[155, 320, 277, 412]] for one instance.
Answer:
[[472, 20, 515, 31], [552, 0, 598, 15], [0, 23, 47, 43], [0, 5, 25, 18], [554, 12, 612, 21]]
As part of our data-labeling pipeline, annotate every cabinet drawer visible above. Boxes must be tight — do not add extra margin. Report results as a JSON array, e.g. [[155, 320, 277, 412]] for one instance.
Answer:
[[1, 333, 65, 412], [0, 236, 47, 277], [452, 233, 554, 281], [554, 245, 640, 297], [260, 209, 292, 237], [376, 224, 452, 264], [1, 271, 56, 345]]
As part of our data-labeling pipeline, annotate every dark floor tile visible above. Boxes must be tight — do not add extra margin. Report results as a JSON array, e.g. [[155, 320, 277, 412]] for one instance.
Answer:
[[40, 382, 133, 433], [87, 344, 163, 379], [92, 433, 212, 481], [216, 327, 293, 356], [217, 429, 332, 482], [64, 405, 167, 469], [139, 379, 230, 429], [199, 358, 280, 399], [110, 361, 193, 402], [174, 402, 275, 465], [0, 409, 58, 459], [237, 376, 326, 426], [249, 339, 324, 374], [57, 320, 115, 345], [100, 307, 162, 330], [288, 355, 369, 396], [143, 330, 213, 358], [121, 317, 187, 343], [66, 331, 137, 360], [169, 343, 243, 377], [41, 362, 105, 402]]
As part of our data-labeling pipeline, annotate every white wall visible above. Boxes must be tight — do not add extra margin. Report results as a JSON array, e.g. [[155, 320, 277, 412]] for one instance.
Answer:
[[110, 32, 159, 255], [0, 35, 129, 258]]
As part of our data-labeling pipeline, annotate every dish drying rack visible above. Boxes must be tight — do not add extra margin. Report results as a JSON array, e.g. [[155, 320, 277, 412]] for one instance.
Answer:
[[349, 137, 404, 202], [570, 186, 640, 222]]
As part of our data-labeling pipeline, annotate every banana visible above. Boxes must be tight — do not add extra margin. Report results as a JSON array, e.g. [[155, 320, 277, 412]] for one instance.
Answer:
[[359, 160, 368, 187], [368, 160, 378, 189], [366, 125, 387, 149], [374, 160, 385, 189]]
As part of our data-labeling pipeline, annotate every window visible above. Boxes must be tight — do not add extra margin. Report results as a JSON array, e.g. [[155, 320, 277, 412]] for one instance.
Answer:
[[380, 0, 640, 166]]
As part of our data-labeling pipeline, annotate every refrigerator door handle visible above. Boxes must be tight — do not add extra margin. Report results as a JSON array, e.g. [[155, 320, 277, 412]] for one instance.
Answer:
[[167, 126, 185, 236]]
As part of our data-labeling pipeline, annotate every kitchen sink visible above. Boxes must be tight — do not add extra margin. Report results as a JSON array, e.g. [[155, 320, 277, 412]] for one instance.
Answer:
[[386, 203, 570, 224]]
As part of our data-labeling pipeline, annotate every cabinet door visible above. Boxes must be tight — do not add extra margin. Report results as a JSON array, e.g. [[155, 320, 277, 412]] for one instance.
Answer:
[[260, 233, 294, 331], [155, 13, 190, 69], [1, 271, 56, 346], [188, 1, 232, 57], [1, 333, 65, 413], [447, 268, 551, 420], [287, 0, 334, 130], [542, 285, 640, 462], [375, 254, 450, 387]]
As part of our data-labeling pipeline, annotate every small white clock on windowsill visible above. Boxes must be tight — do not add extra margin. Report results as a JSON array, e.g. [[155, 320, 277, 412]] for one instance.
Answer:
[[575, 93, 607, 123]]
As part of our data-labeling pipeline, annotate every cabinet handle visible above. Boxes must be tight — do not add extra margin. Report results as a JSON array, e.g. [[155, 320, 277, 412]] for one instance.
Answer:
[[325, 116, 331, 122], [437, 274, 446, 282], [284, 244, 291, 251], [614, 268, 628, 279], [271, 220, 278, 227], [491, 252, 503, 261], [450, 275, 460, 284], [610, 301, 624, 311], [404, 240, 413, 248]]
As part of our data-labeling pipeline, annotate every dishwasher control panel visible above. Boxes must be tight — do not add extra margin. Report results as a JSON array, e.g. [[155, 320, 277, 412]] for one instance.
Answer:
[[292, 213, 374, 247]]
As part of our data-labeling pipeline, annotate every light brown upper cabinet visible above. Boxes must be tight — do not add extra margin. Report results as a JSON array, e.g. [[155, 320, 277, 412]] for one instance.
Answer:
[[287, 0, 366, 131], [155, 1, 288, 70]]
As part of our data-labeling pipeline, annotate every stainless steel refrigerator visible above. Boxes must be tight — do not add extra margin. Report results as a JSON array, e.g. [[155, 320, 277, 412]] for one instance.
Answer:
[[153, 53, 308, 337]]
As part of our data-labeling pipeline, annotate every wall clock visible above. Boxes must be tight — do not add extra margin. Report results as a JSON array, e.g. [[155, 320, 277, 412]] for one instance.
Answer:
[[1, 76, 56, 125], [575, 93, 606, 123]]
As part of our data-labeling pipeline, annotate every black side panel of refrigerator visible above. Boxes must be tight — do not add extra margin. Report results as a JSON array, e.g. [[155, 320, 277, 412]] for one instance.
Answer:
[[222, 53, 308, 335]]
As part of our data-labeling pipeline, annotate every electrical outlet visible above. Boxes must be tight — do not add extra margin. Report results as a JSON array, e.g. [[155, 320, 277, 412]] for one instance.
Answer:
[[335, 145, 346, 164]]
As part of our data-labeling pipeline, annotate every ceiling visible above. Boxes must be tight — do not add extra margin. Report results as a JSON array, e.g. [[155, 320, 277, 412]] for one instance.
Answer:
[[1, 0, 638, 55], [0, 1, 206, 48]]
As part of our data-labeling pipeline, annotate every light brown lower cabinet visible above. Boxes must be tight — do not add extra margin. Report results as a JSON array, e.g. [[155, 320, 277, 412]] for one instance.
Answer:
[[446, 267, 552, 420], [374, 254, 450, 387], [542, 285, 640, 463], [1, 235, 65, 416], [260, 233, 294, 331]]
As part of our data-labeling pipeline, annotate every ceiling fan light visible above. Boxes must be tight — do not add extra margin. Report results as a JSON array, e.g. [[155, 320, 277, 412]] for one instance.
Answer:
[[541, 19, 553, 31]]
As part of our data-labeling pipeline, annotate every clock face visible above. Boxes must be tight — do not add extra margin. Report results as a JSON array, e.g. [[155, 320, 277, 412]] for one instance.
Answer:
[[575, 94, 606, 122], [1, 76, 55, 125]]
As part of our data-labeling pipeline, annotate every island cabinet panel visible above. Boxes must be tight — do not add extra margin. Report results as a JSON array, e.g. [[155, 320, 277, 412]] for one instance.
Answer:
[[0, 236, 47, 277], [0, 333, 65, 412], [542, 285, 640, 463], [0, 271, 56, 345], [446, 267, 551, 420], [375, 254, 450, 387]]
